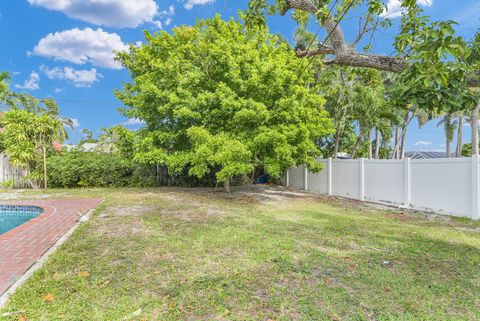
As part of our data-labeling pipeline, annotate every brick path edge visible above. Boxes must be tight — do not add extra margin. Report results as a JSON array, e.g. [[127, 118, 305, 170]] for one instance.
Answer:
[[0, 198, 103, 308]]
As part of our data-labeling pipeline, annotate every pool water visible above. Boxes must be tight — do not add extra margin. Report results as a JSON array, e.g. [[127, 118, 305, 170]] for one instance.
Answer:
[[0, 205, 43, 235]]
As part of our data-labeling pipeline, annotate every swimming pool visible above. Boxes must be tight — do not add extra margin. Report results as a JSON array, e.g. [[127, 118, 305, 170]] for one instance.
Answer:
[[0, 205, 43, 235]]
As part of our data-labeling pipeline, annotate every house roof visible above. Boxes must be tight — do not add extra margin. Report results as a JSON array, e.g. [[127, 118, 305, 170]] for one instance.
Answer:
[[404, 151, 456, 159]]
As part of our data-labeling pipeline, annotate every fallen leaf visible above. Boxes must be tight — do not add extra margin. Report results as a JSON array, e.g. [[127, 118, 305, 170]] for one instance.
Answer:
[[42, 293, 55, 303], [78, 271, 90, 278], [19, 313, 27, 321]]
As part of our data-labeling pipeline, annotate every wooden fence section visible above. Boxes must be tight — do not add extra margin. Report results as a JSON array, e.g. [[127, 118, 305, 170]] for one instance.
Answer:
[[0, 152, 28, 188], [284, 156, 480, 220]]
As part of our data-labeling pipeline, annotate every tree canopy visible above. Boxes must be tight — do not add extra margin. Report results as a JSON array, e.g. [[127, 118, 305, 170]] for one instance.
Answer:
[[0, 74, 70, 188], [115, 16, 333, 190]]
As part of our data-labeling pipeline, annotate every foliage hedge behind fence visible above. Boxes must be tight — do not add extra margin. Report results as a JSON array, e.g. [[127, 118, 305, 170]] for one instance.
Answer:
[[46, 151, 217, 188]]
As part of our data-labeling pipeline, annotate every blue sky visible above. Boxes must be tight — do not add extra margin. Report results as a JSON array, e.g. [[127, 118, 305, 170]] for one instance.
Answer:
[[0, 0, 478, 149]]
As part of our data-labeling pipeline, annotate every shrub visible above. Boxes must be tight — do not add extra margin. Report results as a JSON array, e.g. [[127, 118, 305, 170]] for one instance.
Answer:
[[47, 151, 218, 188], [47, 151, 136, 188]]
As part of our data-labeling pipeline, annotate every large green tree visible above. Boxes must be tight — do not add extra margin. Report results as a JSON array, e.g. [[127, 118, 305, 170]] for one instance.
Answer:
[[115, 16, 333, 191]]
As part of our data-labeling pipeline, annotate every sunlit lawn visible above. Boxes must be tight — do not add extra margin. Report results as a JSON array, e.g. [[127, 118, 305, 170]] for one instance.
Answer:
[[1, 187, 479, 320]]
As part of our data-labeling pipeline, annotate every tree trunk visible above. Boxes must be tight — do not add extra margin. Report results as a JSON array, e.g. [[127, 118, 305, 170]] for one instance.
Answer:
[[224, 177, 231, 193], [391, 113, 413, 159], [445, 131, 451, 158], [456, 117, 463, 157], [392, 127, 399, 159], [374, 128, 381, 159], [43, 146, 48, 189], [368, 128, 373, 159], [351, 129, 363, 159], [472, 104, 479, 156], [400, 127, 407, 160], [333, 130, 340, 159]]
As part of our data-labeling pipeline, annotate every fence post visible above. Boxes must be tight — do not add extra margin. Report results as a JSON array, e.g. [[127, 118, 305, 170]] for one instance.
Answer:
[[472, 155, 480, 220], [404, 158, 411, 208], [359, 158, 365, 201], [286, 169, 290, 187], [327, 158, 332, 195], [304, 165, 308, 191]]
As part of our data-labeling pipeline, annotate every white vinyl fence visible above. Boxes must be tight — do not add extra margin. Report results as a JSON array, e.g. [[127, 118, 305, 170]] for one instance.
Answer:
[[284, 156, 480, 220]]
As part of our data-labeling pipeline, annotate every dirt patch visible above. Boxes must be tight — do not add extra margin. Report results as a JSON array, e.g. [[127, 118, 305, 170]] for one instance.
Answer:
[[94, 218, 152, 238], [98, 205, 157, 218], [158, 207, 226, 222]]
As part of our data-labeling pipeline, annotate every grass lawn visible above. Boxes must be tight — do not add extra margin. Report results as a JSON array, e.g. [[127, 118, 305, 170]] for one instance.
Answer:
[[1, 187, 479, 320]]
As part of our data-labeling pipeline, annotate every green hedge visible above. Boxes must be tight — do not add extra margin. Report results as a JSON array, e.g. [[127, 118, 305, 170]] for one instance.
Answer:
[[46, 151, 217, 188], [47, 151, 146, 188]]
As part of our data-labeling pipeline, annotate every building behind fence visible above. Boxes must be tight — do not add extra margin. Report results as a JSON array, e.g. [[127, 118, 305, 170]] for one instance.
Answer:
[[0, 152, 28, 188], [284, 156, 480, 220]]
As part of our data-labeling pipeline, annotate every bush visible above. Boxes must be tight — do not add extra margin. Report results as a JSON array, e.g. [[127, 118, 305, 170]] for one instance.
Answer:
[[47, 151, 138, 188], [47, 151, 218, 188]]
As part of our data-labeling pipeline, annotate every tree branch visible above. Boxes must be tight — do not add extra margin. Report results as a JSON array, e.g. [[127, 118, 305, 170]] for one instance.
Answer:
[[333, 53, 407, 73], [280, 0, 408, 73], [352, 13, 378, 46], [296, 45, 334, 58], [280, 0, 317, 15]]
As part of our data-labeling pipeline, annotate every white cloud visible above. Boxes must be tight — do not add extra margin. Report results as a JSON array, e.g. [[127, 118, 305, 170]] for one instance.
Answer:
[[152, 20, 163, 29], [153, 4, 175, 30], [40, 65, 102, 87], [381, 0, 433, 18], [184, 0, 215, 10], [14, 71, 40, 91], [27, 0, 158, 28], [415, 140, 433, 146], [54, 87, 63, 93], [122, 118, 146, 126], [33, 28, 128, 69]]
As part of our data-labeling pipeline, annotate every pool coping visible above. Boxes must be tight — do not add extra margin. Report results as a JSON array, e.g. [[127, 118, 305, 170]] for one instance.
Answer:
[[0, 198, 103, 308]]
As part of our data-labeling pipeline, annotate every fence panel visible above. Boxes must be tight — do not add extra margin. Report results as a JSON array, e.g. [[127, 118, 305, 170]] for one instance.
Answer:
[[332, 160, 360, 199], [289, 165, 305, 190], [410, 158, 471, 217], [284, 157, 479, 219], [306, 159, 328, 194], [364, 160, 404, 205]]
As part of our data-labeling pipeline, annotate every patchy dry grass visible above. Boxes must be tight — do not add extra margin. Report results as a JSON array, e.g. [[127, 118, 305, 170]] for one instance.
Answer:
[[1, 187, 479, 320]]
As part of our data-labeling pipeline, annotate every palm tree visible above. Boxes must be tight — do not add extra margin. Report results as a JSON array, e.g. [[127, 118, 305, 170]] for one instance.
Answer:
[[437, 112, 456, 158], [455, 114, 465, 157]]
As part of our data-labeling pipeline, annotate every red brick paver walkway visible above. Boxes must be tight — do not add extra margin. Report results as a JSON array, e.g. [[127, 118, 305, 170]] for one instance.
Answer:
[[0, 198, 102, 295]]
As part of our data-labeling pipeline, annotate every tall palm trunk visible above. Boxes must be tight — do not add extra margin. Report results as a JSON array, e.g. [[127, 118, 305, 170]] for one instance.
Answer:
[[375, 128, 381, 159], [400, 127, 407, 160], [392, 127, 400, 159], [445, 115, 451, 158], [333, 130, 340, 159], [455, 116, 463, 157], [472, 104, 479, 156], [391, 112, 413, 159], [351, 127, 364, 159], [399, 113, 411, 160], [368, 128, 373, 159]]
